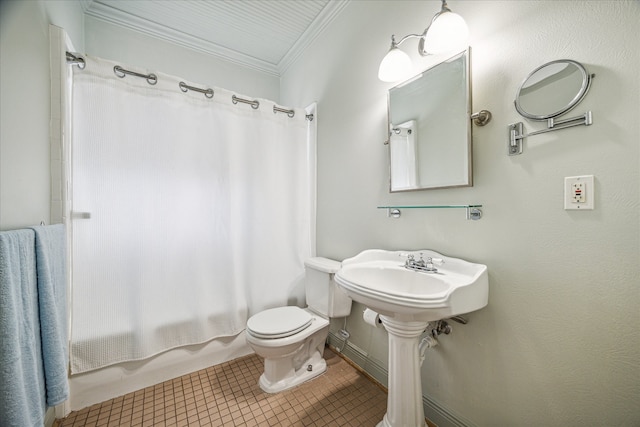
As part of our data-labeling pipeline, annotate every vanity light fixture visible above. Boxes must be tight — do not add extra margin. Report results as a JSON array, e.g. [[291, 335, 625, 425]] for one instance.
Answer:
[[378, 0, 469, 83]]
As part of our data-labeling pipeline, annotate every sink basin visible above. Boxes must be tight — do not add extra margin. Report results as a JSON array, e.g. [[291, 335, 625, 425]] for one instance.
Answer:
[[336, 249, 488, 322], [335, 249, 488, 427]]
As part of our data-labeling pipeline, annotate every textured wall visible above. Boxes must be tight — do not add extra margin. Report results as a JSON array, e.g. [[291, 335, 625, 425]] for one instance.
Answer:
[[281, 1, 640, 425], [0, 0, 84, 231], [1, 0, 52, 230]]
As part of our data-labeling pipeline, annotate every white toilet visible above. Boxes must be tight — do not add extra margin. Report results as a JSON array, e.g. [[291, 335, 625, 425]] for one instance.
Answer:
[[245, 257, 352, 393]]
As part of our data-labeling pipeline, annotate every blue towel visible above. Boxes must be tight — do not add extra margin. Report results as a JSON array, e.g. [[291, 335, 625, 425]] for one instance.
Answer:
[[30, 224, 69, 406], [0, 229, 47, 427]]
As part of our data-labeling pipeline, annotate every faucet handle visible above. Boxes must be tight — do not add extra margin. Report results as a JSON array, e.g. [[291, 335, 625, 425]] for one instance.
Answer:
[[400, 253, 415, 266], [424, 257, 444, 272]]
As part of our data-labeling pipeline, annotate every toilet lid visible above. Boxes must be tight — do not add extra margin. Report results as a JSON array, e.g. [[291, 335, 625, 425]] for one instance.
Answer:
[[247, 306, 312, 339]]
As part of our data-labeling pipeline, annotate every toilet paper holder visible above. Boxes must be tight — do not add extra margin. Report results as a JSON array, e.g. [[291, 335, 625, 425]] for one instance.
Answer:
[[363, 308, 383, 327]]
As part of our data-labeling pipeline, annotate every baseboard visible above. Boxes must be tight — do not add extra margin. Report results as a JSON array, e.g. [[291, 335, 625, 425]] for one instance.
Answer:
[[328, 331, 388, 387], [422, 394, 475, 427], [327, 331, 473, 427]]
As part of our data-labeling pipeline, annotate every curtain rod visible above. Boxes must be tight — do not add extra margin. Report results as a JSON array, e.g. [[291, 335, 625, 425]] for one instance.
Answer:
[[66, 51, 314, 121], [66, 52, 85, 69]]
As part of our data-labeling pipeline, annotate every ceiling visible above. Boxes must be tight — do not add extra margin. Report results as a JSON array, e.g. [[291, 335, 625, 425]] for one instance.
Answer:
[[81, 0, 350, 76]]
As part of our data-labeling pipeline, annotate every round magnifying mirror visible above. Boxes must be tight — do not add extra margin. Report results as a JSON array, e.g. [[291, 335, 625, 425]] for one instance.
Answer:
[[514, 60, 591, 120]]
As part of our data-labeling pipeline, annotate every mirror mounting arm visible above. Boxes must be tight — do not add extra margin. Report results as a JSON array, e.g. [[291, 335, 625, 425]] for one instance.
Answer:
[[510, 59, 594, 156], [471, 110, 492, 126], [508, 111, 593, 156]]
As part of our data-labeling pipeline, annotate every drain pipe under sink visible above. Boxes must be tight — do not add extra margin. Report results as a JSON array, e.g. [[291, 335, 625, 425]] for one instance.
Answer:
[[419, 334, 438, 366], [419, 317, 468, 366]]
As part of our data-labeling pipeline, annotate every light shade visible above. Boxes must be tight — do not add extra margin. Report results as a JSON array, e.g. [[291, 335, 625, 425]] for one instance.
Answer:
[[378, 47, 413, 83], [422, 11, 469, 55]]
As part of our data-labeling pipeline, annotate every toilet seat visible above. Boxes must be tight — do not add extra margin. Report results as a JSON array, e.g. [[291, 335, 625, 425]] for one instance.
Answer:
[[247, 306, 312, 339]]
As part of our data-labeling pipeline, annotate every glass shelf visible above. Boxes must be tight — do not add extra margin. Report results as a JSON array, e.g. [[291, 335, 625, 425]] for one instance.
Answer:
[[377, 205, 483, 220], [377, 205, 482, 209]]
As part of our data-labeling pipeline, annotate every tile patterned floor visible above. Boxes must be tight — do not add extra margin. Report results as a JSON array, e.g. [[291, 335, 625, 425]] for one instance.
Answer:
[[56, 347, 389, 426]]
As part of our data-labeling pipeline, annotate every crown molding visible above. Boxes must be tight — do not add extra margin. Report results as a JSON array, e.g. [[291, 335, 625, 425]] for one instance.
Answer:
[[278, 0, 351, 75], [78, 0, 94, 14], [83, 1, 280, 77]]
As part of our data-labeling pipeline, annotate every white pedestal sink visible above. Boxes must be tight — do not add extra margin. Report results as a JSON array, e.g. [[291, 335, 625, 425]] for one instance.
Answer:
[[335, 249, 488, 427]]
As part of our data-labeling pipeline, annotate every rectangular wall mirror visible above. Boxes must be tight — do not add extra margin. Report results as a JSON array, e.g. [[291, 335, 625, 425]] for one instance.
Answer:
[[387, 49, 472, 192]]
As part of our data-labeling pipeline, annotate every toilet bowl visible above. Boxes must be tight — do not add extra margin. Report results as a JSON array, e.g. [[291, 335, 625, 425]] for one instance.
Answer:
[[245, 257, 352, 393], [246, 306, 329, 393]]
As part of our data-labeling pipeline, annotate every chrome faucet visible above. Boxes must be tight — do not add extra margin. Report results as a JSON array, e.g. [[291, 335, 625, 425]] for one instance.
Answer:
[[402, 253, 443, 273]]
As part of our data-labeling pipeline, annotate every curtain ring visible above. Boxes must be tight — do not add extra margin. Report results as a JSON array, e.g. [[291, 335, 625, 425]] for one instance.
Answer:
[[114, 66, 126, 78]]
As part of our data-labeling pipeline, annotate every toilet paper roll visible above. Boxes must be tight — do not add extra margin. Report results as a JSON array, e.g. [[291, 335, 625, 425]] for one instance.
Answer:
[[363, 308, 382, 328]]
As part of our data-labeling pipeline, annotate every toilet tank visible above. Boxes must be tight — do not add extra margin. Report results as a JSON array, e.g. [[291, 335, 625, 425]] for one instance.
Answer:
[[304, 257, 352, 318]]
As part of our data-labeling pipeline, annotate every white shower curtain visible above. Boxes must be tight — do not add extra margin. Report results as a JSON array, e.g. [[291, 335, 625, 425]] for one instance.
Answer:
[[69, 55, 315, 373], [389, 120, 419, 190]]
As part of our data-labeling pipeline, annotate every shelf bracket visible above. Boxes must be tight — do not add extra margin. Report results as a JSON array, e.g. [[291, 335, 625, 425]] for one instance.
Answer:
[[508, 111, 592, 156], [466, 207, 482, 220], [387, 208, 402, 218]]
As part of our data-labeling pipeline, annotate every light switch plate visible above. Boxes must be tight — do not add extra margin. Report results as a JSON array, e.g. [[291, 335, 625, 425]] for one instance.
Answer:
[[564, 175, 594, 210]]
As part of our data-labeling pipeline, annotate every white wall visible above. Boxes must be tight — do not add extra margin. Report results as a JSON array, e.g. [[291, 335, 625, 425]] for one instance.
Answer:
[[281, 1, 640, 425], [0, 0, 84, 231], [1, 0, 50, 229]]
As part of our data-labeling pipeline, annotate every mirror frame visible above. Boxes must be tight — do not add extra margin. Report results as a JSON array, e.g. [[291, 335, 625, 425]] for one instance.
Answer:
[[514, 59, 592, 121], [387, 49, 472, 193]]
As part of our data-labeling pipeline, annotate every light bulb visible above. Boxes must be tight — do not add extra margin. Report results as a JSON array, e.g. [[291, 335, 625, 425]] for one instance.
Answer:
[[378, 47, 413, 83], [423, 11, 469, 55]]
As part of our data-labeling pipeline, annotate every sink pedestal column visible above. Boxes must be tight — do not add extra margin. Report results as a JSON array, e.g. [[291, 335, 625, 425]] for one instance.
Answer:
[[377, 316, 429, 427]]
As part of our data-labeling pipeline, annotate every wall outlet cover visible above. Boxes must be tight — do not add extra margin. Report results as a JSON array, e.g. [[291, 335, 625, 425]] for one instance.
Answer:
[[564, 175, 595, 210]]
